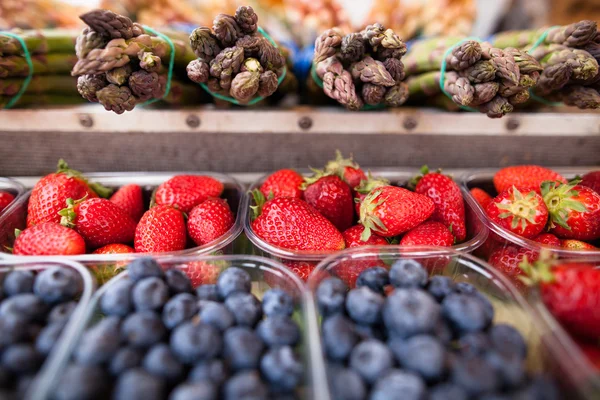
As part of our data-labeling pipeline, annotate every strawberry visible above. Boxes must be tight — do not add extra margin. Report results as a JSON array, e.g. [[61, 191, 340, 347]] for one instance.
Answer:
[[260, 169, 304, 199], [561, 239, 598, 251], [110, 184, 144, 222], [60, 197, 137, 249], [532, 233, 561, 247], [187, 198, 234, 246], [324, 150, 367, 189], [343, 225, 388, 248], [493, 165, 566, 194], [283, 261, 317, 282], [155, 175, 224, 213], [542, 181, 600, 241], [92, 243, 135, 254], [180, 261, 220, 287], [264, 260, 317, 294], [13, 222, 86, 256], [400, 221, 454, 247], [470, 188, 493, 210], [303, 173, 354, 232], [359, 186, 435, 240], [0, 191, 15, 213], [250, 191, 345, 252], [412, 166, 466, 242], [333, 258, 388, 288], [134, 205, 187, 253], [488, 245, 536, 290], [91, 244, 134, 280], [580, 171, 600, 195], [486, 186, 548, 239], [354, 173, 390, 215]]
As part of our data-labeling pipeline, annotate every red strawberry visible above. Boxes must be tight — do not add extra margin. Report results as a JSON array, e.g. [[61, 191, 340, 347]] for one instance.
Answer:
[[493, 165, 566, 194], [561, 239, 598, 251], [354, 173, 390, 215], [343, 225, 388, 248], [470, 188, 493, 210], [134, 205, 187, 253], [532, 233, 561, 247], [13, 222, 86, 256], [324, 150, 367, 189], [260, 169, 304, 199], [92, 243, 135, 254], [334, 258, 388, 288], [542, 181, 600, 241], [580, 171, 600, 195], [264, 260, 316, 294], [303, 174, 354, 232], [250, 192, 345, 252], [488, 245, 536, 290], [486, 186, 548, 239], [283, 261, 317, 282], [400, 221, 454, 247], [155, 175, 224, 213], [413, 167, 466, 242], [359, 186, 435, 240], [0, 191, 15, 213], [110, 184, 144, 222], [187, 198, 235, 246], [180, 261, 220, 287]]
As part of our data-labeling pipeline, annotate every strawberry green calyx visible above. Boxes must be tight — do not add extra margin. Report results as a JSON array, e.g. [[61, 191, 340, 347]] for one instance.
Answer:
[[518, 249, 557, 286], [250, 189, 268, 220], [541, 180, 588, 230], [407, 165, 445, 191], [56, 159, 113, 198], [359, 190, 387, 241], [58, 196, 87, 228], [324, 150, 360, 178], [496, 186, 541, 231], [355, 172, 389, 194], [301, 168, 332, 189]]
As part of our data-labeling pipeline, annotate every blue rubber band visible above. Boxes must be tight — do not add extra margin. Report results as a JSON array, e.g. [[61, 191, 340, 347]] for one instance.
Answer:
[[1, 32, 34, 109], [439, 37, 482, 112], [139, 26, 175, 106], [526, 26, 563, 107]]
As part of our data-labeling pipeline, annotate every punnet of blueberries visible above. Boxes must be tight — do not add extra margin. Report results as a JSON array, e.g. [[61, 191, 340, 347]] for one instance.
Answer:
[[0, 266, 84, 397], [52, 257, 304, 400], [316, 259, 560, 400]]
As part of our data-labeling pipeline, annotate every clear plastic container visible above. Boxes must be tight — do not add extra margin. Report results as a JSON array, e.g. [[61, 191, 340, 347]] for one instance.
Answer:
[[305, 246, 600, 400], [0, 177, 25, 215]]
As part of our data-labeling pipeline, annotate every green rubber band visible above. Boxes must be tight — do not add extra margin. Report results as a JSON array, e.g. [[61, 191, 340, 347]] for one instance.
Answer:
[[199, 27, 287, 106], [139, 26, 175, 107], [439, 37, 481, 112], [527, 26, 560, 52], [526, 26, 564, 107], [1, 32, 34, 109]]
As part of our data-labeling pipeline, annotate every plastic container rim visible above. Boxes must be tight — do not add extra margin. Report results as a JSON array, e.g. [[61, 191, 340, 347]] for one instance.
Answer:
[[0, 177, 26, 217]]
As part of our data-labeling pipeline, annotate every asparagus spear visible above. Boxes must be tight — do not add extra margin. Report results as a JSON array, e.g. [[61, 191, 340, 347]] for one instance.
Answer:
[[561, 86, 600, 109], [0, 75, 79, 96], [404, 40, 482, 75], [0, 30, 78, 56], [0, 54, 78, 78], [0, 95, 86, 108], [492, 20, 598, 49]]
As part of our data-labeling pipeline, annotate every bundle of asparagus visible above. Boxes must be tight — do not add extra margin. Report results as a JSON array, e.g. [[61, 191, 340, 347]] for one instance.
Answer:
[[405, 38, 543, 118], [72, 9, 205, 114]]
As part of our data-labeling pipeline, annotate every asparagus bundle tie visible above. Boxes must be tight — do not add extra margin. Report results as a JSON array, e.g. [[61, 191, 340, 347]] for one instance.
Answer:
[[0, 31, 33, 109], [135, 26, 175, 107]]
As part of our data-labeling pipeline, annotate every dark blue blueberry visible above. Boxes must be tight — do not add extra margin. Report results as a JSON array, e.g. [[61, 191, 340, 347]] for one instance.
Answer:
[[100, 279, 133, 317], [316, 277, 347, 317], [196, 284, 221, 302], [224, 370, 268, 400], [356, 267, 389, 294], [353, 323, 385, 341], [0, 366, 11, 388], [162, 293, 198, 330], [322, 314, 358, 362], [349, 339, 394, 384], [170, 321, 222, 364], [132, 277, 169, 312], [142, 344, 184, 383], [389, 259, 428, 288], [224, 327, 265, 371], [189, 359, 228, 386], [451, 355, 500, 396], [429, 383, 467, 400], [113, 368, 166, 400], [109, 347, 144, 376], [170, 382, 217, 400], [33, 267, 81, 304], [127, 257, 164, 282], [457, 332, 491, 356], [53, 365, 108, 400], [165, 269, 193, 294], [217, 267, 251, 298], [3, 270, 34, 296], [260, 346, 302, 392], [199, 301, 235, 331], [427, 276, 455, 301], [383, 289, 440, 338], [434, 319, 453, 345], [257, 316, 300, 347], [345, 286, 384, 325], [392, 334, 446, 382], [489, 324, 527, 359], [262, 289, 294, 317], [0, 313, 29, 346], [328, 367, 366, 400], [74, 316, 121, 365], [485, 350, 525, 389], [454, 282, 477, 295], [454, 283, 494, 322], [48, 301, 77, 325], [1, 344, 41, 374], [442, 293, 493, 335], [513, 375, 559, 400], [121, 311, 166, 348], [35, 322, 64, 356], [370, 370, 426, 400], [0, 293, 47, 322], [225, 292, 262, 327]]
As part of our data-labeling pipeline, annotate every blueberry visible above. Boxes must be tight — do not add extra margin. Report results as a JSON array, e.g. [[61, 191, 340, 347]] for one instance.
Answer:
[[0, 366, 11, 388], [454, 283, 495, 322], [217, 267, 252, 298], [223, 327, 265, 371], [224, 370, 268, 400], [48, 301, 77, 325], [109, 347, 144, 376], [132, 277, 169, 312], [322, 314, 358, 362], [113, 368, 166, 400], [122, 311, 166, 348], [434, 319, 453, 345], [1, 344, 41, 374], [170, 382, 217, 400], [196, 284, 221, 302], [370, 370, 426, 400], [53, 365, 108, 400], [262, 289, 294, 317], [485, 350, 525, 389], [162, 293, 198, 330], [142, 344, 184, 383], [353, 323, 385, 341], [457, 332, 490, 356], [189, 359, 228, 386], [349, 339, 394, 384], [3, 270, 34, 296], [16, 374, 35, 395], [429, 383, 467, 400], [478, 395, 511, 400], [345, 286, 384, 325], [33, 267, 82, 304], [389, 259, 427, 288], [383, 289, 440, 338], [127, 257, 164, 282], [454, 282, 476, 294], [35, 322, 64, 356], [427, 276, 455, 301], [199, 301, 235, 331], [0, 313, 29, 346], [170, 321, 222, 364], [451, 355, 500, 396], [442, 293, 493, 335], [165, 269, 194, 294], [489, 324, 527, 359], [393, 334, 446, 382], [100, 279, 133, 317], [514, 375, 559, 400], [356, 267, 389, 294], [75, 316, 121, 365], [328, 367, 366, 400], [260, 346, 302, 392], [225, 292, 262, 327], [0, 293, 48, 322], [316, 277, 347, 316], [257, 316, 300, 347]]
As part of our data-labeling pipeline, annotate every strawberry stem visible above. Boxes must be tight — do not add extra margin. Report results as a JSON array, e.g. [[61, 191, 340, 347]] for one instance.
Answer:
[[359, 189, 387, 241], [518, 249, 557, 286], [58, 196, 87, 228], [55, 159, 113, 199], [355, 172, 389, 194], [250, 189, 267, 220], [541, 180, 588, 230], [324, 150, 360, 179], [496, 186, 541, 232]]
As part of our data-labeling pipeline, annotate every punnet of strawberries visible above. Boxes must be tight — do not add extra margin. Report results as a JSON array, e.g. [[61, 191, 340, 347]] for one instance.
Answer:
[[9, 160, 236, 256]]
